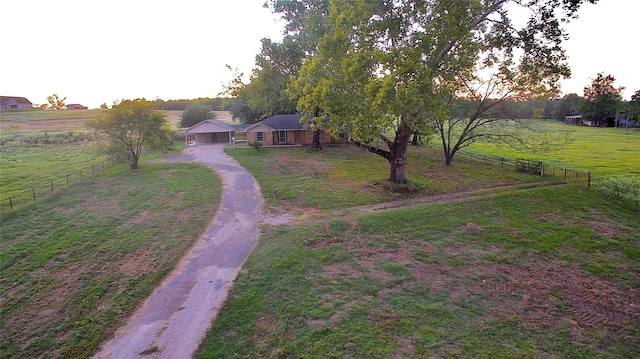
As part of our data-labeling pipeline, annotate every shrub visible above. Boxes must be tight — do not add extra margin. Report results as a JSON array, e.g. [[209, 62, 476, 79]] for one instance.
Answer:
[[248, 141, 263, 151], [596, 176, 640, 205]]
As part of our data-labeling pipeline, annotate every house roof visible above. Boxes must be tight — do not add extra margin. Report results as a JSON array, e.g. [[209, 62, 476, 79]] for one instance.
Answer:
[[0, 96, 33, 106], [184, 119, 236, 133], [231, 123, 251, 131], [246, 114, 322, 132]]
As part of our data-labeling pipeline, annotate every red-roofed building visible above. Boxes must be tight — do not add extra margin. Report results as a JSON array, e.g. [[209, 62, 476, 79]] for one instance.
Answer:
[[0, 96, 33, 109]]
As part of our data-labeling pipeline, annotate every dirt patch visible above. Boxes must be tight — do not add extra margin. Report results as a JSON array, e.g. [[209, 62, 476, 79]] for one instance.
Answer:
[[588, 208, 631, 239], [457, 222, 485, 232], [265, 153, 331, 177], [318, 238, 640, 342]]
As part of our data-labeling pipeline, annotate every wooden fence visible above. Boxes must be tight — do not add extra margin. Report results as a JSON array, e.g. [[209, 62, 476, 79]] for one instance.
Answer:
[[428, 144, 593, 187], [0, 160, 114, 212], [540, 163, 592, 186]]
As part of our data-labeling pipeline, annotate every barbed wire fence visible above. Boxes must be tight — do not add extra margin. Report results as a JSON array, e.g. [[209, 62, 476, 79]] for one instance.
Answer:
[[1, 159, 115, 212]]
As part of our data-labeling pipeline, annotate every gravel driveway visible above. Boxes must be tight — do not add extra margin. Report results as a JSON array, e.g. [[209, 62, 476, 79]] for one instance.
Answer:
[[94, 143, 263, 359]]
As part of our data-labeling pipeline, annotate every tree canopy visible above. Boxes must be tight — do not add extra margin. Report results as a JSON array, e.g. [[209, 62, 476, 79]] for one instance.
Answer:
[[87, 99, 173, 169], [288, 0, 596, 183], [225, 38, 304, 124], [579, 72, 624, 125], [180, 103, 214, 128]]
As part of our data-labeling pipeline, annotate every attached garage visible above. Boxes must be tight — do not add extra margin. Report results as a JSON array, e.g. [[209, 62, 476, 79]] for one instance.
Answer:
[[184, 119, 235, 144]]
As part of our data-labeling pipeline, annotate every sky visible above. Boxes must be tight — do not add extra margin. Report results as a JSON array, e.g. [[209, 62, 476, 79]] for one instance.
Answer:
[[0, 0, 637, 109]]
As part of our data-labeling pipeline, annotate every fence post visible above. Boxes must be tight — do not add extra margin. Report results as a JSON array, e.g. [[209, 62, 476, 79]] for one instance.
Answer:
[[563, 168, 567, 180], [51, 181, 54, 192], [541, 163, 545, 177], [32, 188, 36, 202], [587, 172, 591, 187], [9, 197, 13, 210]]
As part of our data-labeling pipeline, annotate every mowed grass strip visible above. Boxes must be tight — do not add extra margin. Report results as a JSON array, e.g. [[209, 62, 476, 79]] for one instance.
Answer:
[[0, 162, 221, 359], [227, 145, 544, 211], [197, 185, 639, 358]]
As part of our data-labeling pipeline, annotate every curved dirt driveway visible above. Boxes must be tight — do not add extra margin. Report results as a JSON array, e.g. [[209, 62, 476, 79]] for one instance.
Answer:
[[94, 144, 263, 359]]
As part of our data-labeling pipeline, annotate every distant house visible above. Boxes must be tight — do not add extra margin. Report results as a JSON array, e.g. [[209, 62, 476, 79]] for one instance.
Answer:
[[0, 96, 33, 109], [183, 119, 237, 144], [245, 114, 348, 146], [563, 114, 610, 127], [564, 115, 582, 126], [66, 104, 88, 110]]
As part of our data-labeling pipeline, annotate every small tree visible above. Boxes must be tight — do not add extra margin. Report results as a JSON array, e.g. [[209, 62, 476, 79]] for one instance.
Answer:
[[87, 99, 172, 169], [47, 93, 66, 110], [179, 103, 214, 128]]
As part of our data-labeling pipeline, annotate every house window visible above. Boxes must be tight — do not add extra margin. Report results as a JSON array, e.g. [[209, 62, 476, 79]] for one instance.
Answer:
[[256, 132, 263, 141], [277, 131, 288, 143]]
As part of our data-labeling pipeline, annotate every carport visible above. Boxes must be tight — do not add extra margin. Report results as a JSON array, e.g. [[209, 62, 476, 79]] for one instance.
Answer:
[[184, 119, 235, 144]]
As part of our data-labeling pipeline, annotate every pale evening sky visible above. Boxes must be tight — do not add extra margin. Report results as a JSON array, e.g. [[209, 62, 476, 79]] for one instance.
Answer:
[[0, 0, 637, 109]]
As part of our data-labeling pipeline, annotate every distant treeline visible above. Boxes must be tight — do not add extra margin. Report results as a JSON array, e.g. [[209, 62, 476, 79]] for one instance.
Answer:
[[153, 98, 233, 111]]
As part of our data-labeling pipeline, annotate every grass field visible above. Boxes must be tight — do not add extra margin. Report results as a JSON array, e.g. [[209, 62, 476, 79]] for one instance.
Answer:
[[463, 120, 640, 178], [196, 148, 640, 359], [227, 145, 548, 211], [2, 110, 638, 358], [0, 109, 195, 202], [0, 162, 221, 358]]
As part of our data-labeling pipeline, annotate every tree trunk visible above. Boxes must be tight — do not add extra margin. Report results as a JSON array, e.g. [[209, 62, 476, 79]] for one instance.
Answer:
[[311, 128, 322, 149], [411, 131, 423, 146], [349, 116, 412, 184], [311, 106, 322, 150], [444, 152, 453, 166], [387, 117, 412, 183]]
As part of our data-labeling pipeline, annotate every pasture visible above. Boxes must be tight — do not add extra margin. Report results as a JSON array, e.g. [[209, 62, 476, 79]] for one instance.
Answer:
[[464, 120, 640, 178]]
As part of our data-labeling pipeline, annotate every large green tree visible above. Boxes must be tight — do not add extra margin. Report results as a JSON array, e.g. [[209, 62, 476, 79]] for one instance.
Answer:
[[290, 0, 596, 183], [88, 99, 172, 170], [225, 38, 303, 124], [580, 72, 624, 126], [179, 103, 214, 128]]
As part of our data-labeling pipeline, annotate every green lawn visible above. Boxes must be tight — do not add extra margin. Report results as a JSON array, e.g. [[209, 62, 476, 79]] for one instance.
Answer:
[[197, 174, 639, 358], [0, 162, 221, 359], [227, 145, 547, 211]]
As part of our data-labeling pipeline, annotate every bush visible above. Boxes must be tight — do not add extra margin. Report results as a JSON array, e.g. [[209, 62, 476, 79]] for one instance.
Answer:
[[596, 176, 640, 205], [179, 104, 214, 128], [248, 141, 263, 151]]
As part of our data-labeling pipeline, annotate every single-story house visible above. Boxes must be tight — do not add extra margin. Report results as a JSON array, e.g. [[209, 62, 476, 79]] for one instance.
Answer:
[[1, 96, 33, 109], [245, 114, 347, 146], [66, 104, 88, 110], [183, 119, 237, 144]]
